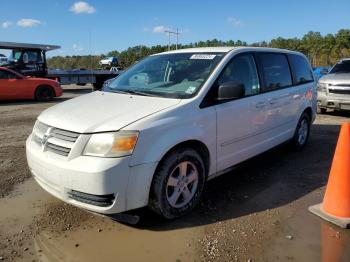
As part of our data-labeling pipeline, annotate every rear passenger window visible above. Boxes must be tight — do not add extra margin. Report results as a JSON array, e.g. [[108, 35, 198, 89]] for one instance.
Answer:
[[288, 54, 314, 85], [258, 53, 292, 91]]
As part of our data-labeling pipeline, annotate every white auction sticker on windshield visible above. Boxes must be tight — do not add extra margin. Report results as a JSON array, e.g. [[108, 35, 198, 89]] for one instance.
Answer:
[[185, 86, 197, 94], [190, 54, 216, 60]]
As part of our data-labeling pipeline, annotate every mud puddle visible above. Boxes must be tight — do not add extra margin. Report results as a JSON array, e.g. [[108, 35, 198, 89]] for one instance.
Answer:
[[32, 224, 199, 262], [0, 178, 48, 234], [0, 178, 202, 262], [263, 189, 350, 262]]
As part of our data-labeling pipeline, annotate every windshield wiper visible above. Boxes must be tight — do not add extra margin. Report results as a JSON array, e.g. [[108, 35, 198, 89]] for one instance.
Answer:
[[108, 89, 155, 97], [125, 90, 153, 96]]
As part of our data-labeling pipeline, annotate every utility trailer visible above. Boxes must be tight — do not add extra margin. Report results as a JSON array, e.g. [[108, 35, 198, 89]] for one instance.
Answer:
[[0, 41, 119, 90]]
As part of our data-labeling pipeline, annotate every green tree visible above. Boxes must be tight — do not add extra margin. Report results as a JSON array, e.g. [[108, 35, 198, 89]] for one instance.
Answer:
[[48, 29, 350, 69]]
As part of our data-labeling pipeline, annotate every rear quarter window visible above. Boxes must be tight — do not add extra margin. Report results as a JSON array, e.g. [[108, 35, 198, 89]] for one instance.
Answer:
[[288, 54, 314, 85], [258, 53, 292, 92]]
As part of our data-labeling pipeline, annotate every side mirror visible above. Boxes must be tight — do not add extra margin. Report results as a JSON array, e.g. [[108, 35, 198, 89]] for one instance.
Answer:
[[217, 81, 245, 101]]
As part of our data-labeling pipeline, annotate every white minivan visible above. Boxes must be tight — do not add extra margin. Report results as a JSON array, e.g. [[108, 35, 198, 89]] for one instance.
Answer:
[[26, 47, 317, 219]]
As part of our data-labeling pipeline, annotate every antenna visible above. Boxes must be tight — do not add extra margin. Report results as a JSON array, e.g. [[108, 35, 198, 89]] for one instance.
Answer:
[[164, 28, 181, 50], [88, 27, 94, 92]]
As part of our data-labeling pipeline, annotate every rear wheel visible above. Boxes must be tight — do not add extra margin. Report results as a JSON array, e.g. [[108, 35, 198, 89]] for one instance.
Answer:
[[291, 112, 311, 151], [35, 86, 53, 101], [149, 148, 206, 219], [92, 79, 104, 91]]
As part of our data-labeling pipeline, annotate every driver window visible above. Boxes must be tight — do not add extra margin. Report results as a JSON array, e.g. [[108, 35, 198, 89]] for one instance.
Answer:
[[0, 71, 8, 79], [218, 54, 260, 96], [0, 70, 16, 79], [23, 53, 29, 64]]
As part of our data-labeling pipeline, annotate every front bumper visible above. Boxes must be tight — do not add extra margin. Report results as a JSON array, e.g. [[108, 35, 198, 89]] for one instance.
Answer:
[[26, 134, 158, 214], [317, 91, 350, 111], [54, 86, 63, 97]]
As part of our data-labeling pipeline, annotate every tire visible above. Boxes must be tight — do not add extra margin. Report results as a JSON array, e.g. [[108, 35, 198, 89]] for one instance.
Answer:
[[291, 112, 311, 151], [92, 79, 104, 91], [319, 107, 327, 114], [35, 86, 54, 101], [149, 148, 206, 219]]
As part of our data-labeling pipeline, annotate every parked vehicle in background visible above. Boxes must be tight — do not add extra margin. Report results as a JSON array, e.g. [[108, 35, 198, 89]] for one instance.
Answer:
[[0, 67, 62, 101], [0, 42, 119, 90], [317, 58, 350, 113], [0, 54, 8, 65], [313, 66, 330, 81], [110, 66, 123, 73], [26, 47, 316, 220], [99, 57, 118, 67]]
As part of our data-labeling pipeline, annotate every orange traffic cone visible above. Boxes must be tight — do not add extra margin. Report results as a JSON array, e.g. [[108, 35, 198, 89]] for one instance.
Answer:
[[309, 122, 350, 228]]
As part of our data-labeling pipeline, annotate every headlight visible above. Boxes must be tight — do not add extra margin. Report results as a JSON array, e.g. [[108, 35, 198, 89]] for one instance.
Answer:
[[317, 82, 328, 92], [33, 120, 48, 135], [83, 131, 139, 157]]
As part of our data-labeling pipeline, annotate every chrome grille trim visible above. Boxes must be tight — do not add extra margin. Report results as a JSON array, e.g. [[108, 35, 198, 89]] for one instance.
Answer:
[[51, 128, 79, 142], [46, 143, 71, 156], [329, 84, 350, 87], [32, 121, 80, 157]]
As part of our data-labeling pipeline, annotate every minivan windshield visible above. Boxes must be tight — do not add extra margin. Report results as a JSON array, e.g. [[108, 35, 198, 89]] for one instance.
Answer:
[[329, 60, 350, 74], [104, 52, 225, 98]]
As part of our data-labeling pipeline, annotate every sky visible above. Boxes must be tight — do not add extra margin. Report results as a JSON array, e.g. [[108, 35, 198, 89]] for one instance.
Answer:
[[1, 0, 349, 56]]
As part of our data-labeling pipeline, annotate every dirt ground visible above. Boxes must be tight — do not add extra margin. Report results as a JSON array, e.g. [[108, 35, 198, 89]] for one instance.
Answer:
[[1, 86, 350, 261]]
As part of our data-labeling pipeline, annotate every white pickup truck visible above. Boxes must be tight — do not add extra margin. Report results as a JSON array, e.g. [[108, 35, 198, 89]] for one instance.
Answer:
[[317, 58, 350, 113]]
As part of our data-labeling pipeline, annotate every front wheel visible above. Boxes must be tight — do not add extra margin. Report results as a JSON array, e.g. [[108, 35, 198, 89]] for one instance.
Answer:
[[291, 112, 311, 151], [35, 86, 53, 101], [149, 148, 206, 219]]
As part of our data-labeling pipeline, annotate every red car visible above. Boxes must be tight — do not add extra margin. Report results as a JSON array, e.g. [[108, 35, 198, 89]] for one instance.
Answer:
[[0, 67, 62, 101]]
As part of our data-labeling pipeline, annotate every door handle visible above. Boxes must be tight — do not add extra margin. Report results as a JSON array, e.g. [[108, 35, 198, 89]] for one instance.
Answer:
[[255, 101, 266, 108]]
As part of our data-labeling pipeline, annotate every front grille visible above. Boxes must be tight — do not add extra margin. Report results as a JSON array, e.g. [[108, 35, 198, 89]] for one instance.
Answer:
[[32, 121, 80, 157], [68, 190, 115, 207], [329, 88, 350, 95], [51, 128, 79, 142], [46, 142, 71, 156]]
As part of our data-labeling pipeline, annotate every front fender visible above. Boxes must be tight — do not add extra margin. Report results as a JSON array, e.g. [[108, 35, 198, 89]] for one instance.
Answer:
[[129, 108, 217, 176]]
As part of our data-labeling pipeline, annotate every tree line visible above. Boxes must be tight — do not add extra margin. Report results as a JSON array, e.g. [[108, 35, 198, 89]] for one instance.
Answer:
[[47, 29, 350, 69]]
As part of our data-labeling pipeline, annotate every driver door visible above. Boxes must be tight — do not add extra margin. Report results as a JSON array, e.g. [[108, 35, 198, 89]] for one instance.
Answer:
[[0, 69, 21, 100], [215, 53, 271, 171]]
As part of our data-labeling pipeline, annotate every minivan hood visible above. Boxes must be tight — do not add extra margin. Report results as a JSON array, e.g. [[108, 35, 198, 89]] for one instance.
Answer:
[[38, 91, 181, 133], [320, 73, 350, 84]]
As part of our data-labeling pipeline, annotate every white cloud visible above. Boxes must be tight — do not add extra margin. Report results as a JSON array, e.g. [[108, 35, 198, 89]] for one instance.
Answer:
[[2, 21, 12, 28], [227, 17, 243, 27], [73, 44, 84, 51], [17, 19, 42, 28], [70, 1, 96, 14], [152, 25, 166, 33]]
